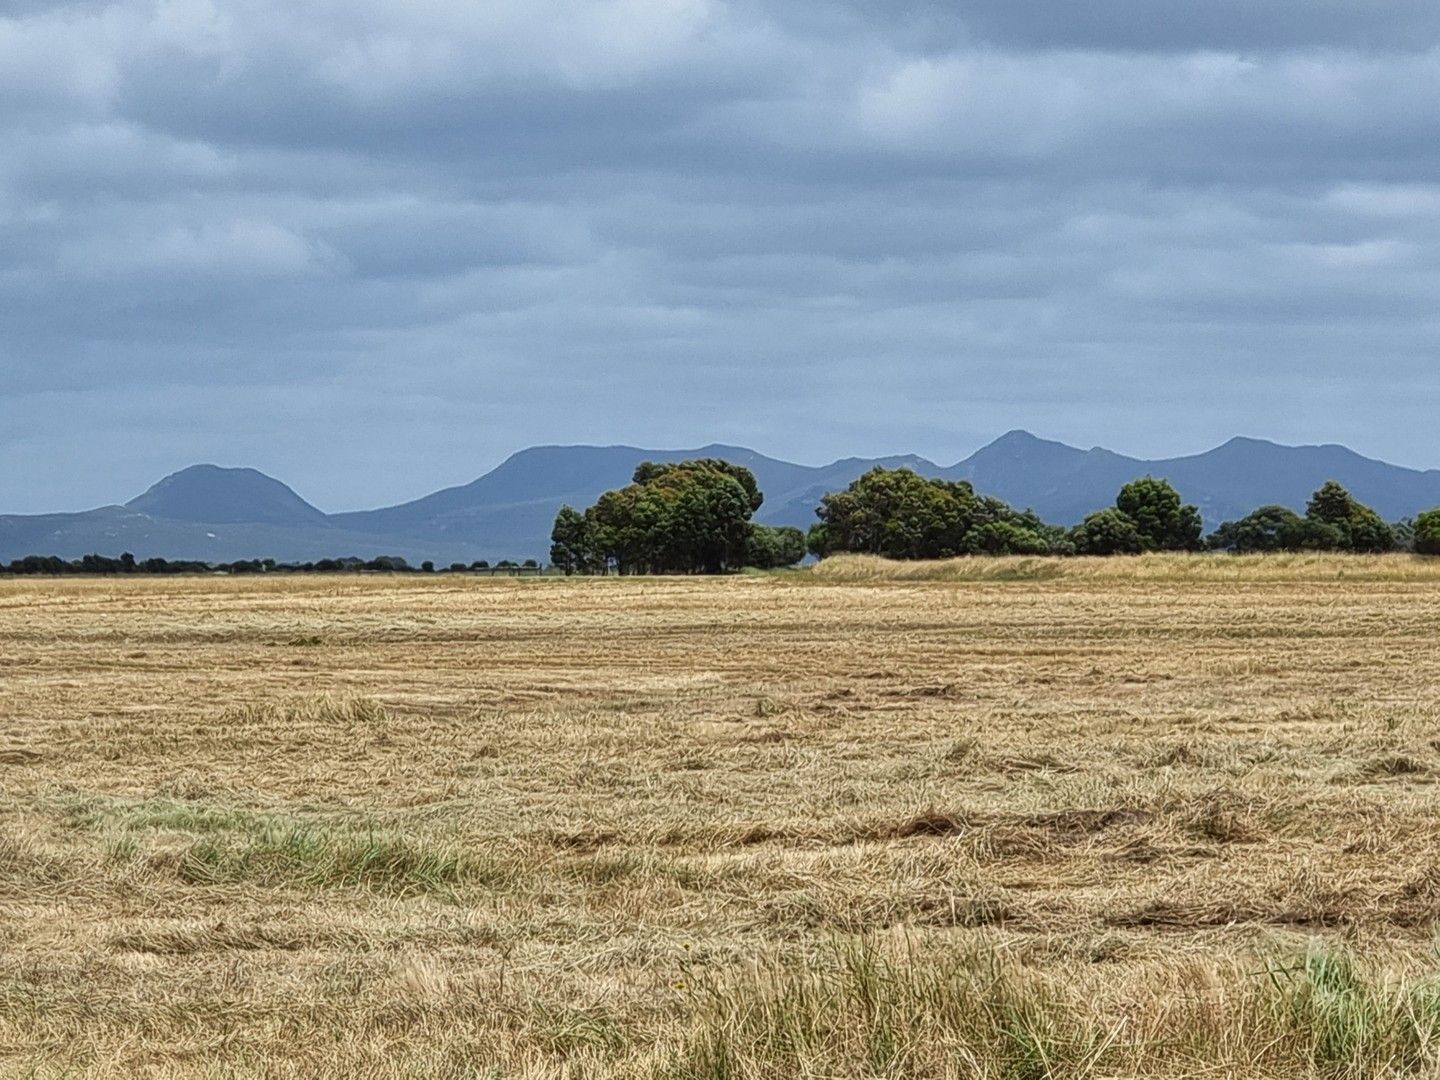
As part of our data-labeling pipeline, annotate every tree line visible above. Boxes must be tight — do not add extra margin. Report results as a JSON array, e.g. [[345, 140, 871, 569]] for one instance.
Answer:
[[552, 461, 1440, 573], [0, 554, 542, 576], [810, 469, 1440, 558]]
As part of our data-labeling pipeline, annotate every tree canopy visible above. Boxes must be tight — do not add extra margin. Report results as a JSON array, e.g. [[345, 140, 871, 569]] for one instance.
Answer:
[[1306, 480, 1395, 553], [1070, 508, 1145, 555], [1206, 505, 1305, 553], [1412, 509, 1440, 556], [746, 525, 808, 570], [1115, 477, 1204, 552], [1068, 478, 1199, 555], [549, 459, 800, 575], [1209, 481, 1396, 554], [807, 467, 1064, 559]]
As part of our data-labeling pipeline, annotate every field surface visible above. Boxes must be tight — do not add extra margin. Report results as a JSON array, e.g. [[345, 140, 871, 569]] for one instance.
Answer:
[[5, 556, 1440, 1077]]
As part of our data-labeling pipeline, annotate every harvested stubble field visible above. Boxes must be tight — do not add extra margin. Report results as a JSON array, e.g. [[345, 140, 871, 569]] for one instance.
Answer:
[[5, 556, 1440, 1077]]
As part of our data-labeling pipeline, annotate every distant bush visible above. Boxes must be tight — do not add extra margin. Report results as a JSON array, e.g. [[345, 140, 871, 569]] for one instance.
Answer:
[[1207, 505, 1305, 553], [1415, 509, 1440, 556], [746, 525, 807, 569]]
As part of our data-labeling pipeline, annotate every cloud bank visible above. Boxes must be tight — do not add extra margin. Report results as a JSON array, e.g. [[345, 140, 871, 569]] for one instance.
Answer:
[[4, 0, 1439, 511]]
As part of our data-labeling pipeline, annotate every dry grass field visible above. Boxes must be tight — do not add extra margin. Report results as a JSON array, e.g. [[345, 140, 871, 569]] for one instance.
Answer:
[[5, 555, 1440, 1077]]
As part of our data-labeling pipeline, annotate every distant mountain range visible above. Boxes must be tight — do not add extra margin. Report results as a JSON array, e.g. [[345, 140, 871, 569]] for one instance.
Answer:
[[4, 432, 1440, 563]]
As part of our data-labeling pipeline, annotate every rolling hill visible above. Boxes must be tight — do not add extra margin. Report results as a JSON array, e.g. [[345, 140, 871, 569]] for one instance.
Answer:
[[125, 465, 328, 526]]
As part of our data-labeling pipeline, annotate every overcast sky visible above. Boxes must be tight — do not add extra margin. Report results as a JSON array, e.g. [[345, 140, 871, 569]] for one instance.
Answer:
[[4, 1, 1440, 513]]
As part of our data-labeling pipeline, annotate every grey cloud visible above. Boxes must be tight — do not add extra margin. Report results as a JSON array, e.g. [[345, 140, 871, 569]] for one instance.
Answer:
[[765, 1, 1440, 52]]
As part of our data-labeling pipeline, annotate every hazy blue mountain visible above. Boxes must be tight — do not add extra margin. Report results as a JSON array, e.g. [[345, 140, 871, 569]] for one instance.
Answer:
[[944, 432, 1440, 528], [126, 465, 327, 526], [1143, 437, 1440, 526], [943, 430, 1142, 523], [4, 433, 1440, 563], [330, 444, 939, 549]]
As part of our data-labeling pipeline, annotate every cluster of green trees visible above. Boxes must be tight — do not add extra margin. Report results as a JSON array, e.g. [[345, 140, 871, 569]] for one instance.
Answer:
[[1072, 477, 1204, 554], [550, 459, 798, 574], [553, 459, 1440, 574], [804, 469, 1066, 559], [801, 468, 1204, 558], [1208, 481, 1397, 553], [804, 467, 1433, 560]]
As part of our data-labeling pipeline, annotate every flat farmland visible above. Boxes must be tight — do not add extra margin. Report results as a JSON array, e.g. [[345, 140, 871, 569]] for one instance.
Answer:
[[5, 557, 1440, 1077]]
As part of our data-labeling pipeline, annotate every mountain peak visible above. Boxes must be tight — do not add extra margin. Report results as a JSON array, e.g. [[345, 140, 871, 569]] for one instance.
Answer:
[[1217, 435, 1282, 451], [126, 465, 326, 525], [991, 429, 1045, 447], [960, 429, 1089, 466]]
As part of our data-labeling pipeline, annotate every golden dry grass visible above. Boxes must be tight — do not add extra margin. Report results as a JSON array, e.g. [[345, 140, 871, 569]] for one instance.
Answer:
[[3, 562, 1440, 1077], [810, 551, 1440, 583]]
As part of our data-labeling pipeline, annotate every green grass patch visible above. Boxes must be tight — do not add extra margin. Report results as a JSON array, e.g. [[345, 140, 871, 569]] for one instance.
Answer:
[[656, 941, 1440, 1079], [61, 795, 501, 895], [177, 825, 475, 894]]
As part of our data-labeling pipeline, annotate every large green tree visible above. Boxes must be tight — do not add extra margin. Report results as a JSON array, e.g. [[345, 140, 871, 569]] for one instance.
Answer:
[[1207, 482, 1398, 554], [1068, 477, 1200, 555], [1305, 480, 1395, 553], [549, 505, 591, 575], [1115, 477, 1203, 552], [553, 459, 764, 575], [811, 467, 1060, 559]]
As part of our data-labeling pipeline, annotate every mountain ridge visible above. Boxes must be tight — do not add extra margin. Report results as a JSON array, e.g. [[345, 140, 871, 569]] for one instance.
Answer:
[[4, 433, 1439, 563]]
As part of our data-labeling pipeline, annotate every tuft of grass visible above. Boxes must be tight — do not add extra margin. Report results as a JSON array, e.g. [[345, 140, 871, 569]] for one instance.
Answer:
[[0, 835, 79, 887], [1278, 946, 1440, 1072], [1362, 753, 1431, 779], [660, 942, 1119, 1078], [658, 941, 1440, 1079]]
